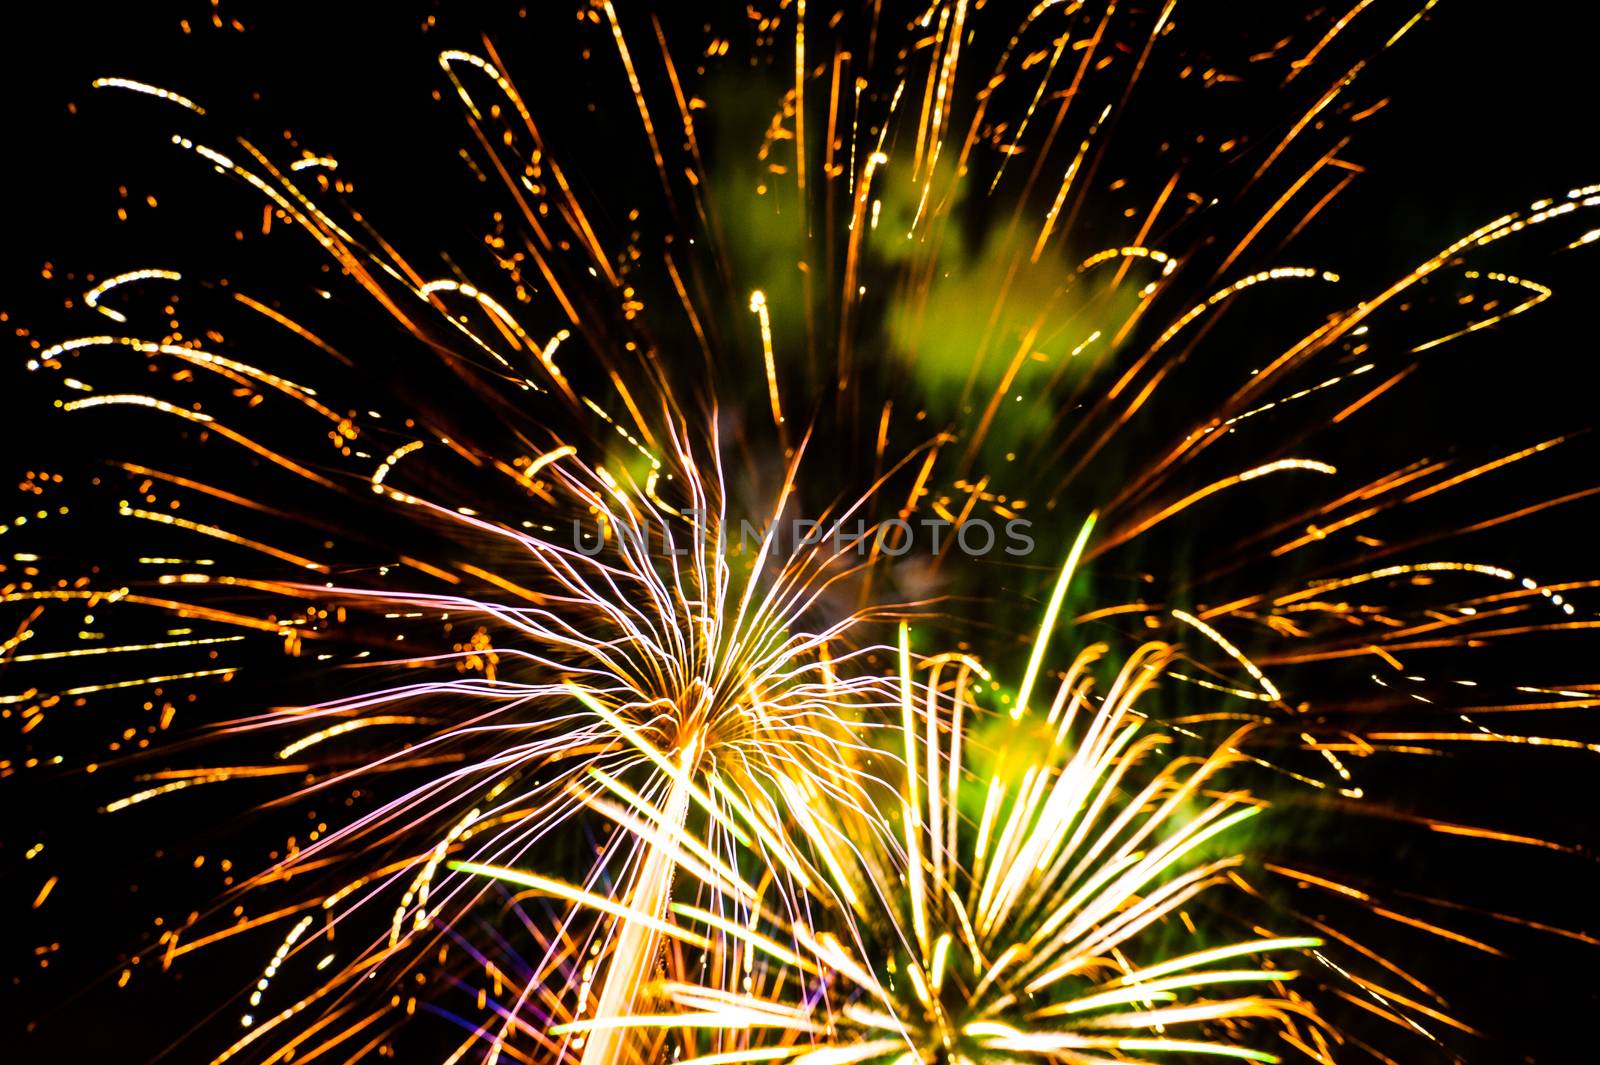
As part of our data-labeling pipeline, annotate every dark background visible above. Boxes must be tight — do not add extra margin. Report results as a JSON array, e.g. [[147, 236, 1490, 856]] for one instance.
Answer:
[[4, 2, 1599, 1062]]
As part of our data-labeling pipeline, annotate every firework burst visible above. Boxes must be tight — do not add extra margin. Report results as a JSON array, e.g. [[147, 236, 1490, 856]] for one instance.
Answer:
[[552, 625, 1337, 1065], [6, 2, 1600, 1063]]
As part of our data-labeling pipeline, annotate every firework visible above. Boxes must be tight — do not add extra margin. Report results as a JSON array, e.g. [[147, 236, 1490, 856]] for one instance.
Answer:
[[530, 615, 1339, 1065], [6, 2, 1599, 1063], [510, 552, 1558, 1064]]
